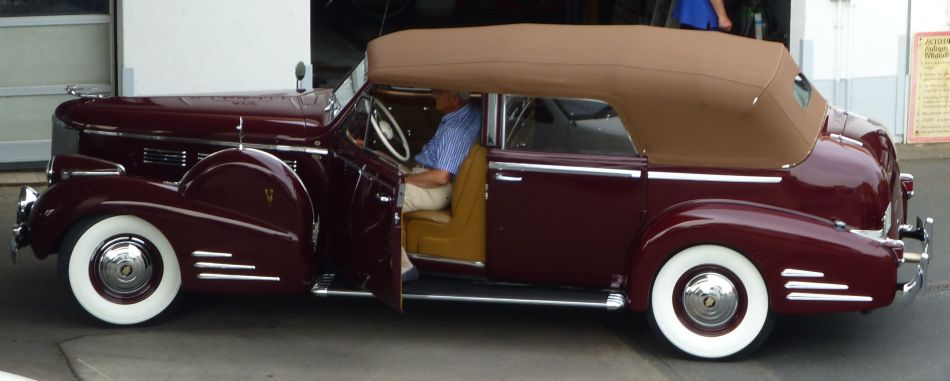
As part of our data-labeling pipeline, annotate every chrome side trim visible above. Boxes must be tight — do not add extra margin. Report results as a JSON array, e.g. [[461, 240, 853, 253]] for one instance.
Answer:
[[786, 292, 872, 302], [830, 133, 865, 147], [198, 273, 279, 282], [83, 129, 329, 155], [191, 251, 232, 258], [784, 281, 849, 290], [489, 161, 641, 178], [408, 253, 485, 268], [194, 262, 256, 270], [650, 171, 782, 183], [63, 170, 123, 179], [605, 293, 626, 311], [781, 269, 825, 278]]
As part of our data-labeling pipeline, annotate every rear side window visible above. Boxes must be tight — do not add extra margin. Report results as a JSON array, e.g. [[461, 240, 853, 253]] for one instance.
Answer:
[[793, 73, 812, 109], [503, 95, 637, 156]]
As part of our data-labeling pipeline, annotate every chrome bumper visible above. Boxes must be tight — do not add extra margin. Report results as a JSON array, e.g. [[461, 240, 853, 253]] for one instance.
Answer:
[[894, 217, 934, 305], [9, 186, 38, 264]]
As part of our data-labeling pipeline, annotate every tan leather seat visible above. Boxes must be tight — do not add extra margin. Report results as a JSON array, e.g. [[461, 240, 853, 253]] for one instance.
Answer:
[[404, 144, 486, 262]]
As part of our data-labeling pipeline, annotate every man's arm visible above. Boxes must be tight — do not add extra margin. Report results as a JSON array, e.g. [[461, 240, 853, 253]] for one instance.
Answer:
[[710, 0, 732, 31], [406, 169, 451, 188]]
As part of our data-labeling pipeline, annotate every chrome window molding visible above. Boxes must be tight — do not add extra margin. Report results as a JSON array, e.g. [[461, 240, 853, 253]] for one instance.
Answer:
[[781, 269, 825, 278], [489, 162, 641, 178], [191, 251, 233, 258], [786, 292, 872, 302], [83, 129, 329, 155], [649, 171, 782, 183], [485, 93, 500, 147], [197, 273, 280, 282], [194, 262, 256, 270], [784, 281, 849, 290], [408, 253, 485, 268]]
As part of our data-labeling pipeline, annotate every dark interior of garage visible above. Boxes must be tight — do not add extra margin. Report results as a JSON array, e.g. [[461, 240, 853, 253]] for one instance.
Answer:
[[312, 0, 791, 87]]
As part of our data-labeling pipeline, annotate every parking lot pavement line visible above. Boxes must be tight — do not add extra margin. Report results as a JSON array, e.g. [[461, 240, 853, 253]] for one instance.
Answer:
[[74, 358, 115, 381]]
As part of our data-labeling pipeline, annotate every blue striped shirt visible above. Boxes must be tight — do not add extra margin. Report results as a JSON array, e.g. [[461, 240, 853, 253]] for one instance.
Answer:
[[415, 103, 481, 175]]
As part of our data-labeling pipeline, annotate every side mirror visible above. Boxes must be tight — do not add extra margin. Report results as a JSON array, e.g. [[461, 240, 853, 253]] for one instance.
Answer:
[[295, 61, 306, 93]]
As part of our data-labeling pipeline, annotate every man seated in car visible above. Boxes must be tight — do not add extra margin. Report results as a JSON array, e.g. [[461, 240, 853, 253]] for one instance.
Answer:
[[400, 89, 481, 282]]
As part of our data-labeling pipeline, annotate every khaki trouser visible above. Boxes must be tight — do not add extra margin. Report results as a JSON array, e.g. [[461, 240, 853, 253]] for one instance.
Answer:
[[401, 167, 452, 272]]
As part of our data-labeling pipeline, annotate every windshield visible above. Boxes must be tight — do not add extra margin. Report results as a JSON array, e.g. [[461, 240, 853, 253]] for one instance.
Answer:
[[331, 55, 369, 119]]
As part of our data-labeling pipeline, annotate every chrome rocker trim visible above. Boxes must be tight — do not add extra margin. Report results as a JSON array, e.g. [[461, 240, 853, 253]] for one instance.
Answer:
[[895, 217, 934, 305], [311, 273, 626, 311]]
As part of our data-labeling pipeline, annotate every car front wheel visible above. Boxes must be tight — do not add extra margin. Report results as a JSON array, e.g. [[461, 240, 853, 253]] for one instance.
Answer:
[[649, 245, 774, 359], [59, 215, 182, 325]]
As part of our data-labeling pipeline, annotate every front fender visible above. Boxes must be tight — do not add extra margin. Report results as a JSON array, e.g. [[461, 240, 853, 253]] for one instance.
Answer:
[[28, 174, 315, 294], [627, 200, 898, 314]]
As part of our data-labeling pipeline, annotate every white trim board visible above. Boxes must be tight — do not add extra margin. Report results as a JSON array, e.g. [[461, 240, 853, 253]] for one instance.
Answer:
[[0, 84, 112, 97], [0, 140, 51, 163], [0, 15, 110, 28]]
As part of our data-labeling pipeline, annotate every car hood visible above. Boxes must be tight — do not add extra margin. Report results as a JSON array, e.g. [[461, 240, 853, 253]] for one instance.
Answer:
[[55, 89, 335, 146]]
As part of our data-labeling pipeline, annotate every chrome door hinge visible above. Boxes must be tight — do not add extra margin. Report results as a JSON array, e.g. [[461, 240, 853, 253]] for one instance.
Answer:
[[484, 184, 489, 200]]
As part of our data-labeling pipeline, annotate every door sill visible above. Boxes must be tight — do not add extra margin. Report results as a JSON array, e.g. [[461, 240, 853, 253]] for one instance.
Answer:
[[311, 273, 626, 311]]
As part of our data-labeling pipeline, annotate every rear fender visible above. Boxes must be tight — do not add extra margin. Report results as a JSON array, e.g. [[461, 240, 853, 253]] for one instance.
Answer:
[[627, 200, 898, 314]]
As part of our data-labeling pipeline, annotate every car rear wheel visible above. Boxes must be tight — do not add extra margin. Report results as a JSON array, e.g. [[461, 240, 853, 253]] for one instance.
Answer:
[[649, 245, 774, 359], [58, 215, 181, 325]]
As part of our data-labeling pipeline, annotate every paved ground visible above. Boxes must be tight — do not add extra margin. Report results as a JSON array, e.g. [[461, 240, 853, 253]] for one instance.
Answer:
[[0, 152, 949, 380]]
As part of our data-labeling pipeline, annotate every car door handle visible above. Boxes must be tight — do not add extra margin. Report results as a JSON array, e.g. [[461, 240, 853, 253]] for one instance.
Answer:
[[494, 173, 522, 182], [376, 193, 393, 203]]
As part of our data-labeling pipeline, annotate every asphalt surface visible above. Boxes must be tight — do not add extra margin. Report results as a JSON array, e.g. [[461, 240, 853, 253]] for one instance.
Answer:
[[0, 157, 948, 380]]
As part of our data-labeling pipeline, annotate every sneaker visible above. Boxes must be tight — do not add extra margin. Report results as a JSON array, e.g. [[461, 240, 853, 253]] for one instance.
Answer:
[[401, 267, 420, 283]]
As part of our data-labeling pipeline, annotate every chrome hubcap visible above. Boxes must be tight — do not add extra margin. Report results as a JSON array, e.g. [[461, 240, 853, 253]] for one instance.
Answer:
[[95, 237, 154, 297], [681, 272, 739, 329]]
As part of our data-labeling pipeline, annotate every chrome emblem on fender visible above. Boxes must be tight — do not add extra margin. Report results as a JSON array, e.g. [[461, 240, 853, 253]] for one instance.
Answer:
[[265, 188, 275, 205]]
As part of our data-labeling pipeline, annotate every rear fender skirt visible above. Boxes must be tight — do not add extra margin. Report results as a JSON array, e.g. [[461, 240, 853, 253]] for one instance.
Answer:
[[626, 200, 897, 314]]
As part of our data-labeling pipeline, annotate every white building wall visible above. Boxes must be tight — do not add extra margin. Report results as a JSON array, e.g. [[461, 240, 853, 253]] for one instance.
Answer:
[[792, 0, 950, 142], [118, 0, 311, 96]]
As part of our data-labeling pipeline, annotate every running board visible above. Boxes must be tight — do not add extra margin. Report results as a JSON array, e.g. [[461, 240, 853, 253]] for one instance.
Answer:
[[312, 273, 626, 311]]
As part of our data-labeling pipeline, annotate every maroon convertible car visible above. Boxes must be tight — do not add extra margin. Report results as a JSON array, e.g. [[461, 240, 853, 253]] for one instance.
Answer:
[[10, 24, 933, 359]]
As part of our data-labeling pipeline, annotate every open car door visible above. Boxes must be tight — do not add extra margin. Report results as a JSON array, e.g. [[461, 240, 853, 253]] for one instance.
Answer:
[[326, 91, 407, 310]]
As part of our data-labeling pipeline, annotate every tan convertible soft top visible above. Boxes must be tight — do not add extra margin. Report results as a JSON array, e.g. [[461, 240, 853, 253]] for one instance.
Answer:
[[367, 24, 827, 169]]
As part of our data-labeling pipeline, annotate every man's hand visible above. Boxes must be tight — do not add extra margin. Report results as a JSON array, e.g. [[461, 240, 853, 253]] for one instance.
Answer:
[[406, 169, 451, 188], [710, 0, 732, 32], [718, 16, 733, 32]]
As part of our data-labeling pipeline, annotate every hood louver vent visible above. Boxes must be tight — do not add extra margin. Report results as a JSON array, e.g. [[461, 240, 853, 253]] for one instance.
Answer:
[[143, 148, 187, 167]]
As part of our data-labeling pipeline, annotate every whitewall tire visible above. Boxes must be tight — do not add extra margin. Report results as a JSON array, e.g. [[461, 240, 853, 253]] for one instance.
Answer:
[[59, 215, 181, 325], [649, 245, 773, 359]]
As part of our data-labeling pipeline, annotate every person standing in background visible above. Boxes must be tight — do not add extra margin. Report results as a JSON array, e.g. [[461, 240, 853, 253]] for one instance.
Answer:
[[673, 0, 732, 32]]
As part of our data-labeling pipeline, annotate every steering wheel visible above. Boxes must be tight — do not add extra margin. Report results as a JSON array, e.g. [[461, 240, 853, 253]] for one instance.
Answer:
[[364, 97, 410, 161]]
